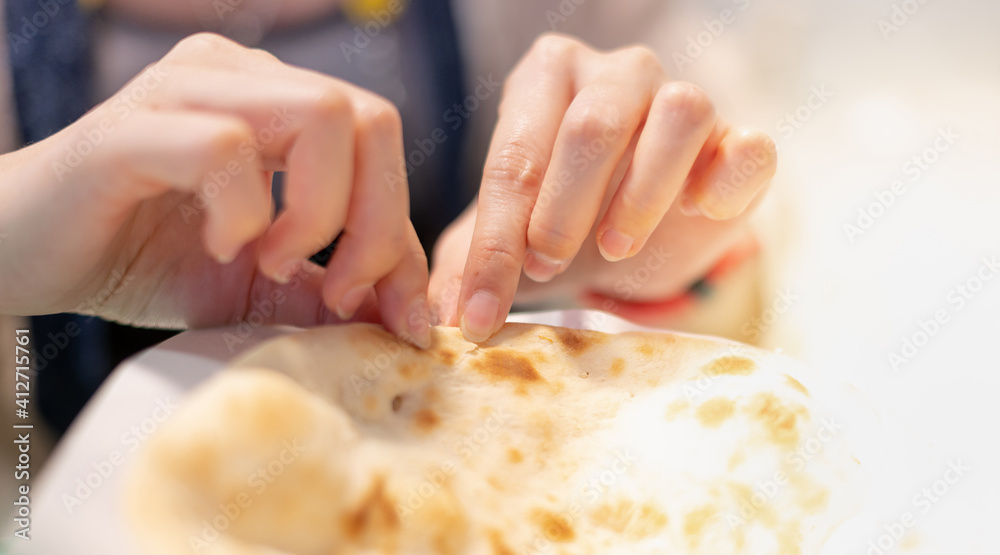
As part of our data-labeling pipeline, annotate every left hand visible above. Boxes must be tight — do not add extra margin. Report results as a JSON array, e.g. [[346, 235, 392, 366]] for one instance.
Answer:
[[428, 33, 776, 340]]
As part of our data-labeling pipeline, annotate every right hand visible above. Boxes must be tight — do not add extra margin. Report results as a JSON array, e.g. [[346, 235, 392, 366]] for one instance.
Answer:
[[0, 33, 431, 347]]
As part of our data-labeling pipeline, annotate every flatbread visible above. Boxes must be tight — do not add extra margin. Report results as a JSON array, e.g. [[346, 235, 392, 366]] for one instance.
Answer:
[[126, 323, 863, 554]]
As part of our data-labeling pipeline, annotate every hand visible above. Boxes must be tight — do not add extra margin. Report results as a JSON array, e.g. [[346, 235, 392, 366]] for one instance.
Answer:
[[430, 34, 776, 340], [0, 33, 431, 347]]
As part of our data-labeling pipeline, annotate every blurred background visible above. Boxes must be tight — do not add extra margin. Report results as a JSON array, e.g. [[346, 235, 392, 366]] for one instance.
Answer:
[[2, 0, 998, 552], [660, 0, 999, 552]]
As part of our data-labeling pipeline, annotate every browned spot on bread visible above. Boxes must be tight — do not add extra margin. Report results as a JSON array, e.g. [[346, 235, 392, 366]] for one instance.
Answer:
[[637, 343, 656, 357], [745, 393, 806, 449], [629, 503, 669, 541], [901, 532, 921, 550], [538, 334, 555, 344], [488, 529, 516, 555], [508, 448, 524, 464], [391, 395, 403, 412], [704, 356, 756, 376], [695, 397, 736, 428], [727, 448, 746, 471], [342, 477, 400, 540], [555, 328, 602, 354], [785, 375, 810, 396], [591, 500, 634, 533], [530, 412, 556, 452], [414, 408, 440, 432], [776, 521, 803, 555], [399, 362, 414, 378], [436, 348, 457, 366], [683, 504, 716, 547], [609, 358, 626, 377], [472, 350, 543, 383], [728, 482, 778, 528], [533, 509, 575, 542], [422, 386, 440, 404], [488, 475, 506, 491], [792, 474, 830, 514], [399, 362, 432, 379], [413, 486, 467, 555], [665, 399, 690, 420], [590, 500, 668, 540]]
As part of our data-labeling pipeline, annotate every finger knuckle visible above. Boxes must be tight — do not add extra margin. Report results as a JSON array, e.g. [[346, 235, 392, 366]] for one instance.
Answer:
[[617, 45, 661, 72], [563, 103, 622, 146], [358, 98, 403, 140], [310, 88, 352, 123], [654, 82, 716, 128], [616, 187, 664, 228], [206, 119, 253, 159], [528, 220, 578, 259], [470, 236, 522, 275], [249, 47, 281, 63], [531, 32, 578, 62], [167, 32, 239, 61], [484, 140, 547, 197], [369, 226, 409, 260]]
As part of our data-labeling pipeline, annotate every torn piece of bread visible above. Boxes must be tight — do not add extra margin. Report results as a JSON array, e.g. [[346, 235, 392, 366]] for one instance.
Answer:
[[126, 323, 862, 554]]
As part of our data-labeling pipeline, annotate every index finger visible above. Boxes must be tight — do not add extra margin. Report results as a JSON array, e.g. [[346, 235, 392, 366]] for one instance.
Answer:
[[458, 35, 577, 342]]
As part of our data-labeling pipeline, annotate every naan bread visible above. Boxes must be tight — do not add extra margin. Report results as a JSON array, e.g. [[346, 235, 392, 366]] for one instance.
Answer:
[[127, 323, 863, 554]]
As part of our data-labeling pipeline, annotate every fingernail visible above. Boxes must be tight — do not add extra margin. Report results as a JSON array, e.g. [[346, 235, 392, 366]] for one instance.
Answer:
[[272, 259, 301, 284], [678, 194, 702, 217], [336, 284, 370, 320], [598, 229, 634, 262], [406, 298, 432, 349], [461, 291, 500, 343], [523, 249, 566, 283], [216, 250, 236, 265]]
